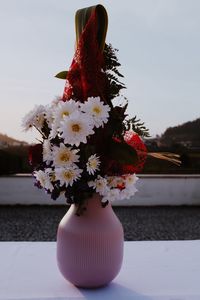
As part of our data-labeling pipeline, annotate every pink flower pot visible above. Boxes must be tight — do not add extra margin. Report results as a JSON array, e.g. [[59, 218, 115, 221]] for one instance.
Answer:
[[56, 193, 124, 288]]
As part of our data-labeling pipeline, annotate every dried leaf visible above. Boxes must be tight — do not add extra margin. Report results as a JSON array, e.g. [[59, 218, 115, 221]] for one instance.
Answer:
[[148, 152, 181, 166]]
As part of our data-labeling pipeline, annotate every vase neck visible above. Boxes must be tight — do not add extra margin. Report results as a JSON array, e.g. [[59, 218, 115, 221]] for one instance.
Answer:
[[71, 193, 111, 217]]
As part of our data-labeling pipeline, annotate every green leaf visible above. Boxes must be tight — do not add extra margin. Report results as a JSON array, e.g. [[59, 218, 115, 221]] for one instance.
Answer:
[[108, 139, 138, 165], [55, 71, 68, 80], [125, 115, 150, 138], [75, 5, 108, 51]]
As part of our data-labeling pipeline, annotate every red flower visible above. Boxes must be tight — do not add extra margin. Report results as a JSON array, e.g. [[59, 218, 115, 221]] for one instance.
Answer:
[[123, 132, 147, 174], [102, 132, 147, 176]]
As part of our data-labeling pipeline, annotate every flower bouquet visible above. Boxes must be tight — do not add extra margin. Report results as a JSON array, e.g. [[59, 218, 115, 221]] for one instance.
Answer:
[[22, 13, 150, 215]]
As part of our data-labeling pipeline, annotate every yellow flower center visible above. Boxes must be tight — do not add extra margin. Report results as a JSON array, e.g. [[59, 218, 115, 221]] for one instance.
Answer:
[[127, 177, 133, 183], [64, 170, 73, 180], [62, 111, 69, 118], [93, 106, 101, 114], [50, 173, 56, 181], [60, 152, 70, 162], [89, 160, 97, 169], [72, 124, 81, 132], [96, 182, 103, 188]]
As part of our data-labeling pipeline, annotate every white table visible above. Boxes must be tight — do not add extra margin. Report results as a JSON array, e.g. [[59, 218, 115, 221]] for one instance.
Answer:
[[0, 241, 200, 300]]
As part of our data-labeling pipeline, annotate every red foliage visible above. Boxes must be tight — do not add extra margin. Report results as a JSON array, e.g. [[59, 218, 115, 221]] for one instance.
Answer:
[[123, 132, 147, 173], [63, 11, 107, 102]]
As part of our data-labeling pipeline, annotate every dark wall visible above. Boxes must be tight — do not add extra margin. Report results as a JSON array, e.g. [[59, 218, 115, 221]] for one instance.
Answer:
[[0, 146, 32, 175], [0, 145, 199, 175]]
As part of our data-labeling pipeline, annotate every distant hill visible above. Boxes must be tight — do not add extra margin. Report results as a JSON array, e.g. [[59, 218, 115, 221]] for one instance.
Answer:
[[161, 118, 200, 148], [0, 133, 28, 148]]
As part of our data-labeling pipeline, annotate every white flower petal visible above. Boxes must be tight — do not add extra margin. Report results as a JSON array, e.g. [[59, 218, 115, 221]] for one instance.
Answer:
[[43, 139, 52, 163], [22, 105, 46, 131], [88, 175, 108, 196], [120, 186, 138, 200], [34, 170, 54, 192], [125, 174, 139, 187], [102, 188, 121, 203], [53, 100, 79, 122], [50, 100, 79, 138], [81, 96, 110, 128], [55, 166, 82, 187], [53, 143, 79, 167], [86, 154, 100, 175], [60, 111, 94, 146]]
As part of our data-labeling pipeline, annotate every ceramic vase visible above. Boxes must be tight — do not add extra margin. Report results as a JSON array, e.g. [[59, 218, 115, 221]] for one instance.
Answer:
[[56, 193, 124, 288]]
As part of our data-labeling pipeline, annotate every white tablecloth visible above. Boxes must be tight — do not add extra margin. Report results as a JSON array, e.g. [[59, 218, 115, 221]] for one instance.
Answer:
[[0, 241, 200, 300]]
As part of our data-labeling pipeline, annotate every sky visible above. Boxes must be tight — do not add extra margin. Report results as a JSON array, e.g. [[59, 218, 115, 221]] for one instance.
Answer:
[[0, 0, 200, 143]]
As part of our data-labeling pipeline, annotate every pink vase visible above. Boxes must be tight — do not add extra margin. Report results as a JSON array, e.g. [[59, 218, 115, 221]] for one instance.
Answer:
[[56, 193, 124, 288]]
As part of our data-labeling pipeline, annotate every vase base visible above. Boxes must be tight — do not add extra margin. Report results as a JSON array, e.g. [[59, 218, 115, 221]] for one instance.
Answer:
[[74, 282, 109, 289]]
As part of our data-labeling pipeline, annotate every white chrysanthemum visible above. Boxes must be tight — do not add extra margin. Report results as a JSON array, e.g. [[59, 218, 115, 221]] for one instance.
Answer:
[[106, 176, 125, 189], [55, 166, 82, 187], [53, 143, 79, 167], [88, 175, 108, 196], [86, 154, 100, 175], [125, 174, 138, 187], [60, 111, 94, 146], [34, 170, 46, 187], [45, 168, 56, 183], [53, 100, 79, 122], [81, 96, 110, 128], [49, 122, 59, 139], [45, 98, 63, 134], [44, 179, 54, 192], [106, 176, 116, 186], [51, 97, 62, 108], [102, 188, 121, 203], [22, 105, 46, 131], [45, 105, 54, 129], [43, 139, 52, 163], [34, 170, 53, 192], [50, 100, 79, 138], [120, 185, 138, 200]]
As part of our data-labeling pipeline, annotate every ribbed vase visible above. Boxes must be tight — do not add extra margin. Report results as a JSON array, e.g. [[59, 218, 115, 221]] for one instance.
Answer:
[[56, 193, 124, 288]]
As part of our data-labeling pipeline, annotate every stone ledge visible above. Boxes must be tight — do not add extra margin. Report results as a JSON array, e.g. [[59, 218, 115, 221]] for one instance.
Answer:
[[0, 175, 200, 206]]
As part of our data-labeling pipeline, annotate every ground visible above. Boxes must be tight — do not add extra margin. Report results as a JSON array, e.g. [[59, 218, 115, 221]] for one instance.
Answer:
[[1, 205, 200, 241]]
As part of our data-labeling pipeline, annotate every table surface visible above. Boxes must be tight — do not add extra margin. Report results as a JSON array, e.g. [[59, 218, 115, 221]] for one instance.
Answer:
[[0, 241, 200, 300]]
